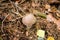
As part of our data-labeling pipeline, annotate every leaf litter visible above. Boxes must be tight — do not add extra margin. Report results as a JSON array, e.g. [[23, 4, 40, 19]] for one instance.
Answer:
[[0, 0, 60, 40]]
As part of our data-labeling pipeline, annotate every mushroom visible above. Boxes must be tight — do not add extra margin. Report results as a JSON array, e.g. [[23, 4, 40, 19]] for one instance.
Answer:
[[22, 13, 36, 36]]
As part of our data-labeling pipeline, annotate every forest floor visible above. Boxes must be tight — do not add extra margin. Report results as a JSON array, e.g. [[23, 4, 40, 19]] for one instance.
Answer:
[[0, 0, 60, 40]]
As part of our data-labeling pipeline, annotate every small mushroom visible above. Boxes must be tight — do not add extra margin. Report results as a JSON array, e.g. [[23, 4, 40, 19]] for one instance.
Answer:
[[22, 13, 36, 36], [22, 13, 36, 27]]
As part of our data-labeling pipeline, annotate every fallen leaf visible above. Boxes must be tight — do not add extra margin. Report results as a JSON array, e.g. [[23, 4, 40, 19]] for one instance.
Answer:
[[37, 30, 45, 38], [47, 36, 54, 40], [46, 13, 56, 22], [45, 4, 50, 9], [37, 13, 46, 19], [56, 19, 60, 30], [33, 10, 46, 18], [47, 13, 60, 30]]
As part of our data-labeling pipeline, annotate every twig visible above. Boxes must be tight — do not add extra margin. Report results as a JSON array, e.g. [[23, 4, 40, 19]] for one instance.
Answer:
[[10, 10, 23, 21], [11, 10, 23, 17], [17, 6, 26, 14], [1, 14, 10, 32], [11, 16, 23, 21], [19, 0, 25, 4], [13, 1, 26, 14], [9, 0, 25, 16]]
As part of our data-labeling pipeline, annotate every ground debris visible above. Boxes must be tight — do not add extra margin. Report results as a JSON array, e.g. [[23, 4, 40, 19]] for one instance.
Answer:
[[0, 0, 60, 40]]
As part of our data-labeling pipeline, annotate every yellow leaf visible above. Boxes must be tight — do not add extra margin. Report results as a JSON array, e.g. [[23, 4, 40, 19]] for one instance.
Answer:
[[37, 30, 45, 38], [47, 36, 54, 40]]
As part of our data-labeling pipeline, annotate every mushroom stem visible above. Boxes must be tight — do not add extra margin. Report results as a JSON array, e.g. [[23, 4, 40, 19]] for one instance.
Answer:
[[26, 26, 31, 36]]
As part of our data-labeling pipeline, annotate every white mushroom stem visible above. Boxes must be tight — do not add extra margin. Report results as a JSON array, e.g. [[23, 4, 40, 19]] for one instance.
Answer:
[[26, 26, 31, 36]]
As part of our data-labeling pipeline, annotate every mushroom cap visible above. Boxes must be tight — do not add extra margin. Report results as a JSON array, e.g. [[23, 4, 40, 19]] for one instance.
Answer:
[[22, 13, 36, 27]]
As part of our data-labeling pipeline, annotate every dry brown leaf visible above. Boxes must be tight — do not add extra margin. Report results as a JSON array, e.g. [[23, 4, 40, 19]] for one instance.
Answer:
[[45, 4, 50, 9], [13, 37, 19, 40], [56, 19, 60, 30], [32, 2, 36, 8], [32, 2, 40, 8], [51, 6, 57, 12], [47, 13, 57, 22], [47, 13, 60, 30]]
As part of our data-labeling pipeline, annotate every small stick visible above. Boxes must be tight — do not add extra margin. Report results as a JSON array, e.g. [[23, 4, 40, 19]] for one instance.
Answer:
[[11, 10, 23, 17], [9, 0, 26, 14], [11, 16, 23, 21], [17, 6, 26, 14], [1, 14, 10, 32]]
